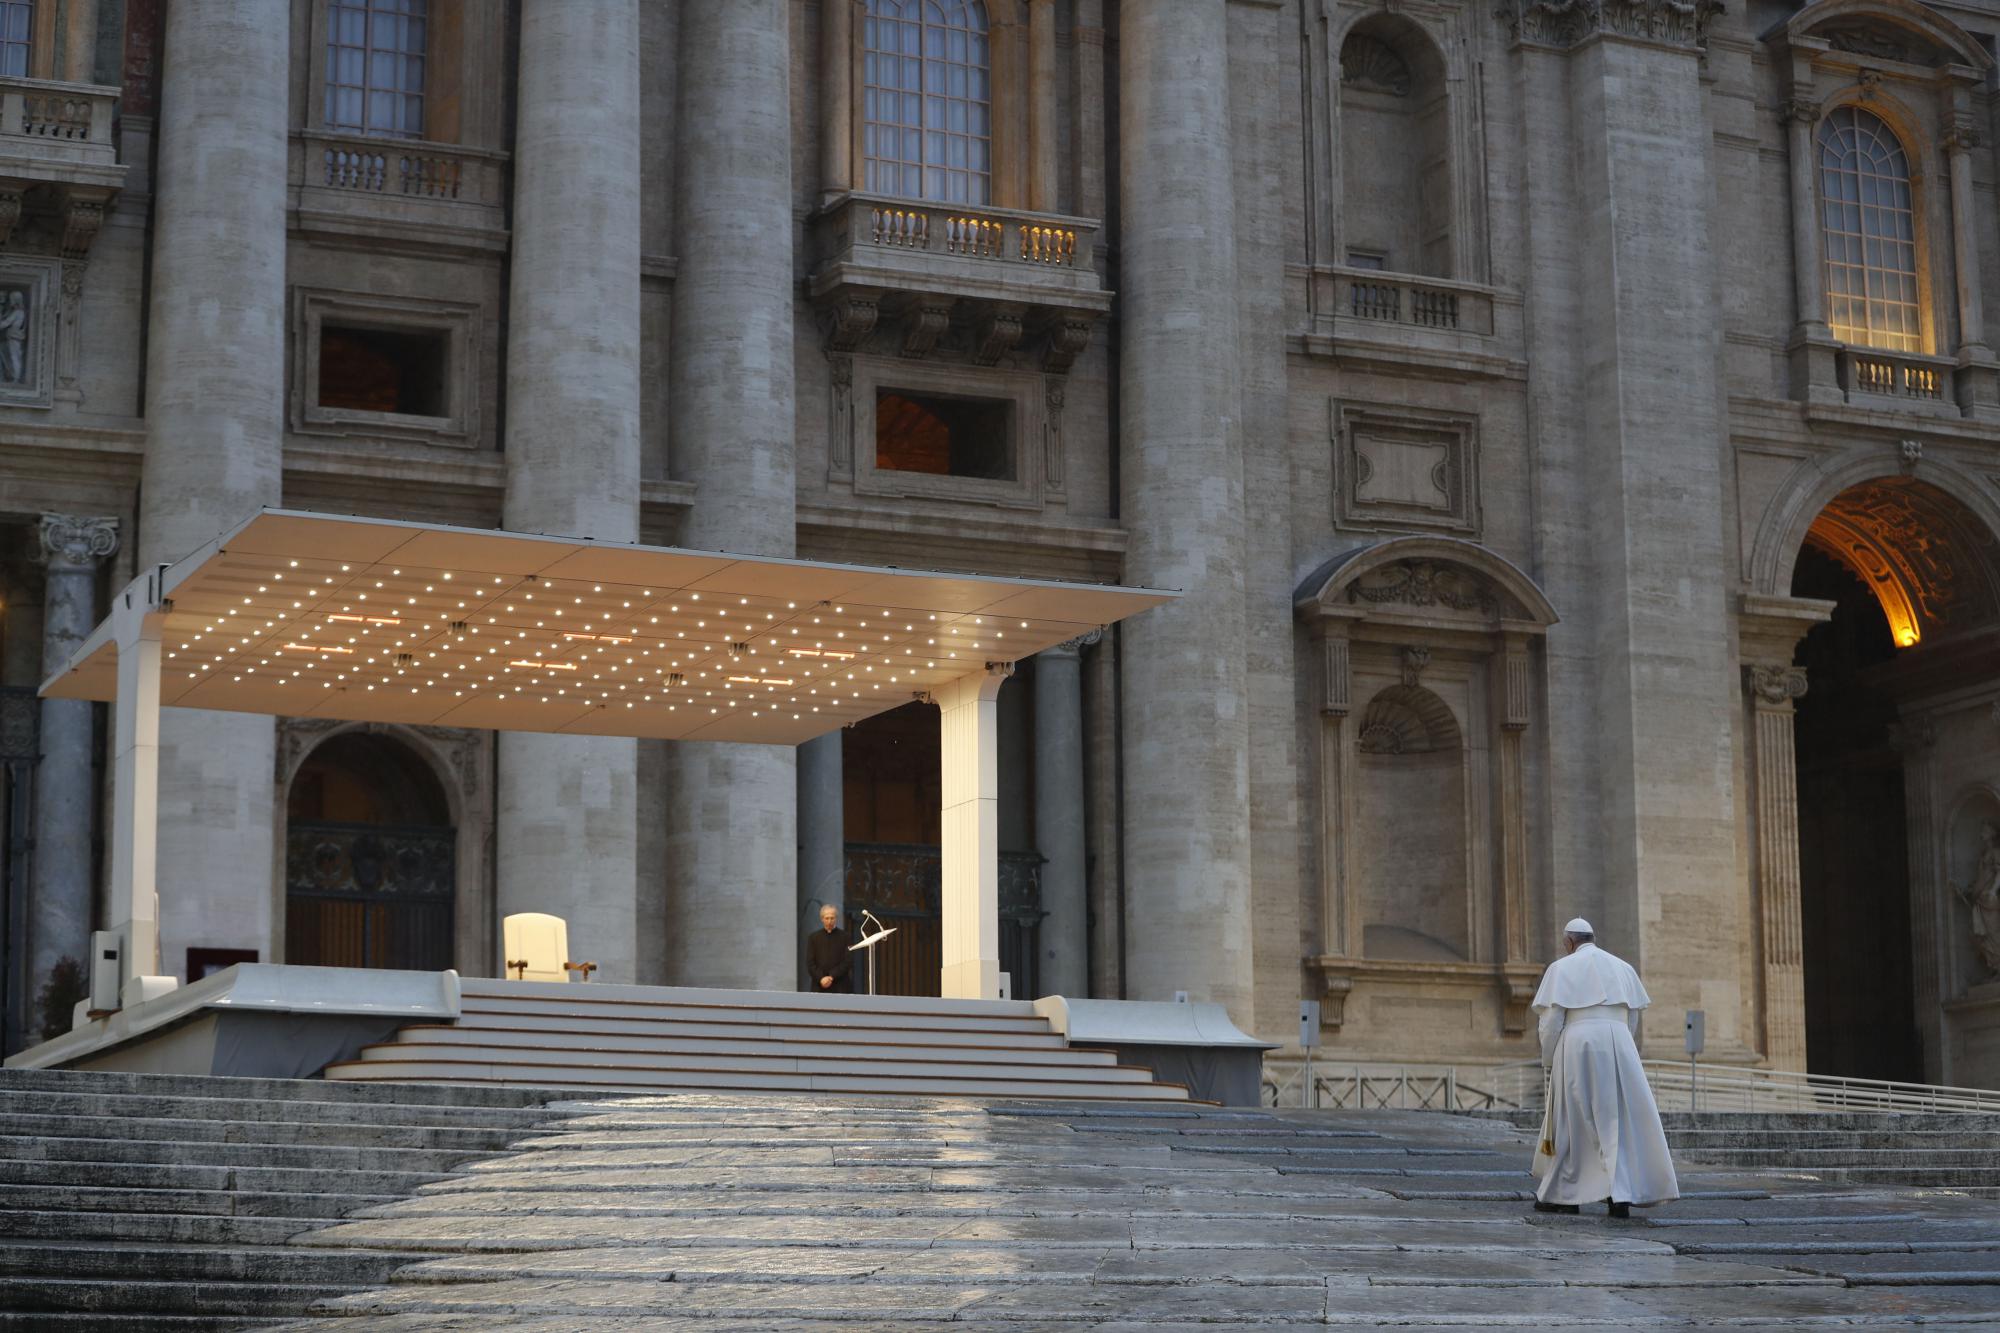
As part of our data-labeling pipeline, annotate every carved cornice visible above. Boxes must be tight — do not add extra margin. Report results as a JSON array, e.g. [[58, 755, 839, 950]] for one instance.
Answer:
[[38, 513, 117, 570], [1746, 664, 1808, 708], [1498, 0, 1723, 49]]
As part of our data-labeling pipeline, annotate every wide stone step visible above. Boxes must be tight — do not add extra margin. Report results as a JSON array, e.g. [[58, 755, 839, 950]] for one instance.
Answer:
[[0, 1239, 427, 1286], [0, 1157, 453, 1197], [0, 1111, 530, 1154], [1686, 1147, 2000, 1168], [0, 1209, 343, 1247], [461, 996, 1055, 1036], [458, 976, 1045, 1021], [0, 1317, 271, 1330], [0, 1066, 562, 1110], [323, 1058, 1191, 1101], [354, 1038, 1139, 1080], [1669, 1129, 2000, 1150], [0, 1180, 402, 1220], [0, 1275, 365, 1317], [0, 1087, 563, 1133], [0, 1133, 488, 1174], [453, 1009, 1070, 1047]]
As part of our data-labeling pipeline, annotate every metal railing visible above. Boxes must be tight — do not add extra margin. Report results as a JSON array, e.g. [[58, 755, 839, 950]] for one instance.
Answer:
[[1486, 1058, 2000, 1116], [1263, 1061, 1528, 1112]]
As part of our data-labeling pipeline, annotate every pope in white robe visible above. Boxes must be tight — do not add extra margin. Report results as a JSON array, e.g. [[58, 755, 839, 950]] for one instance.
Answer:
[[1529, 918, 1679, 1216]]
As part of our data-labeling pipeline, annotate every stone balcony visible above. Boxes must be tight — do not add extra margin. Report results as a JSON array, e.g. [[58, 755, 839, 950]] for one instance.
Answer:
[[809, 193, 1112, 372], [290, 129, 510, 254], [1289, 265, 1522, 380], [1792, 335, 2000, 421], [0, 76, 126, 251]]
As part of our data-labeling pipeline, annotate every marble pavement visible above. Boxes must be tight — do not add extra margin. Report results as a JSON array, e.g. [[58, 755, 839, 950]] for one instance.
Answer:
[[264, 1097, 2000, 1328]]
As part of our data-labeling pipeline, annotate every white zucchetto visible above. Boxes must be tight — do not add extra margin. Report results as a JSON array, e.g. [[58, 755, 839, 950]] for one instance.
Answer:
[[1564, 917, 1593, 935]]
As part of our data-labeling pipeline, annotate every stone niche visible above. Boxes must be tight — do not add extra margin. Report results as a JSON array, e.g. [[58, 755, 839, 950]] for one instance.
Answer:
[[1295, 536, 1556, 1056], [0, 255, 56, 409]]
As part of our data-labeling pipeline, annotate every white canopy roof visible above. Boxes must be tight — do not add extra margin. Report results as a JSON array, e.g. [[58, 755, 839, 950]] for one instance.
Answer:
[[41, 510, 1175, 746]]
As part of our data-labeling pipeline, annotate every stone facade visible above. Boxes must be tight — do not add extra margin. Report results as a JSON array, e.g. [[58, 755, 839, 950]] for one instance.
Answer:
[[7, 0, 2000, 1087]]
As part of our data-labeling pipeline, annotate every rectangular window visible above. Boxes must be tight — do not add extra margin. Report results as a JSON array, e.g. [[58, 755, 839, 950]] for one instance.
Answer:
[[874, 389, 1014, 481], [326, 0, 427, 139], [318, 324, 448, 417], [0, 1, 30, 77]]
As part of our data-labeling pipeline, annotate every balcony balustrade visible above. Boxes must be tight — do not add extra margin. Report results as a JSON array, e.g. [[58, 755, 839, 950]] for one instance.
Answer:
[[291, 130, 510, 252], [1306, 266, 1497, 340], [0, 76, 125, 252], [811, 193, 1111, 371], [1836, 346, 1953, 404]]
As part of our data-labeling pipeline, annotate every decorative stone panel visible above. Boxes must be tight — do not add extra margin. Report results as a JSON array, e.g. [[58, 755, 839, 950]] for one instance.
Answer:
[[1334, 400, 1482, 538]]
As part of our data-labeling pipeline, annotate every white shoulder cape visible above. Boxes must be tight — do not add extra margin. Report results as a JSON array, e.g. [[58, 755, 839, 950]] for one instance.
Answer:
[[1532, 943, 1651, 1012]]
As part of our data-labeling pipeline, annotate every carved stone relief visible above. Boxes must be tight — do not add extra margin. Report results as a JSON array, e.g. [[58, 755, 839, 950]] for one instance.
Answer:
[[1497, 0, 1723, 49], [0, 256, 58, 409], [1347, 560, 1501, 616], [1335, 401, 1481, 538], [1340, 35, 1411, 97], [1953, 816, 2000, 980]]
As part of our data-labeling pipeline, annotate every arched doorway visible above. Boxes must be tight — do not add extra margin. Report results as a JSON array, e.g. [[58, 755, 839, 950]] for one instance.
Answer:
[[285, 731, 455, 971], [1785, 475, 2000, 1081]]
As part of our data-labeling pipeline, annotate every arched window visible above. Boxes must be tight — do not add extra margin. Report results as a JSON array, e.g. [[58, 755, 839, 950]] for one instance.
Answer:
[[863, 0, 991, 205], [326, 0, 428, 140], [1337, 19, 1453, 279], [1818, 106, 1922, 353]]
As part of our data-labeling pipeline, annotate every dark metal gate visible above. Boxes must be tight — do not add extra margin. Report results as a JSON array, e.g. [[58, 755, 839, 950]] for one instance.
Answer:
[[285, 820, 454, 971], [0, 686, 37, 1053], [842, 841, 1045, 998]]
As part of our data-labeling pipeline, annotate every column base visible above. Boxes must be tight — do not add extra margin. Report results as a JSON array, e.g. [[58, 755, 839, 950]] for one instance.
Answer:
[[940, 958, 1004, 1001]]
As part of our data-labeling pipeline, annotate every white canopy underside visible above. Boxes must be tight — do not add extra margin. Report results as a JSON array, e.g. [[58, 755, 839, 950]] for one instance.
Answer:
[[41, 510, 1174, 746]]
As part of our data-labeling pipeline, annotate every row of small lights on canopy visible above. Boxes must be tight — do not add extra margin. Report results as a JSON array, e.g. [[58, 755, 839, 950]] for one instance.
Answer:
[[161, 555, 1065, 724]]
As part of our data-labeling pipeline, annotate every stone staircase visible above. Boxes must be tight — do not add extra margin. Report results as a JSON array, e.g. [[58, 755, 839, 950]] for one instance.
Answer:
[[1497, 1108, 2000, 1190], [321, 977, 1193, 1102], [0, 1066, 566, 1328]]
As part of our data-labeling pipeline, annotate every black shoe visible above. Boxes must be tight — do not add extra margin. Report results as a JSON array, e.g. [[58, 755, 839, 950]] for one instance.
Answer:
[[1533, 1201, 1580, 1214], [1607, 1201, 1631, 1219]]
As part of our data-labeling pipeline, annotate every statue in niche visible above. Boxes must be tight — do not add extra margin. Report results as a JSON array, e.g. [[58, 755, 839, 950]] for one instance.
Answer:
[[1954, 821, 2000, 977], [0, 289, 28, 385]]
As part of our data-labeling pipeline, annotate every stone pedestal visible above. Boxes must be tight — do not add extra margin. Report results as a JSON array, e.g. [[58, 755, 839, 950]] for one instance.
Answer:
[[138, 0, 288, 981], [1034, 639, 1088, 998], [663, 0, 797, 991], [28, 514, 115, 1036], [1116, 0, 1252, 1018], [497, 0, 644, 983]]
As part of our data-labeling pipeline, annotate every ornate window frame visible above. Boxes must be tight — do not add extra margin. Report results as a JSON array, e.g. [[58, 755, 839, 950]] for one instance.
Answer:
[[290, 287, 481, 448], [835, 352, 1047, 509]]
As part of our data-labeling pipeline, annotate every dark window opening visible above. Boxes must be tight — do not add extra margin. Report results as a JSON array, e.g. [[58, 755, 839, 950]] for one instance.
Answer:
[[875, 390, 1014, 481], [318, 324, 448, 417]]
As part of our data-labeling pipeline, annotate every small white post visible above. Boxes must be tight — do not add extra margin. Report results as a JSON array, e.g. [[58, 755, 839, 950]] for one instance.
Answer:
[[106, 568, 174, 1008], [936, 663, 1010, 1000]]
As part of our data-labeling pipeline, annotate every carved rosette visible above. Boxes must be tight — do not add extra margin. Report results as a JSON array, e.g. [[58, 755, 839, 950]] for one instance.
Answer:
[[38, 513, 118, 571], [1746, 664, 1808, 709]]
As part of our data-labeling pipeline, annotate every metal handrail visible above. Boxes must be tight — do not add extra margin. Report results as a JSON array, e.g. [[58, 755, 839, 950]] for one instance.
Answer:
[[1486, 1058, 2000, 1116]]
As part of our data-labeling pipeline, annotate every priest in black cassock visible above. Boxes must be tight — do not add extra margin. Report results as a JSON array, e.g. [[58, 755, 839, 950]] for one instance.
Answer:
[[805, 903, 854, 994]]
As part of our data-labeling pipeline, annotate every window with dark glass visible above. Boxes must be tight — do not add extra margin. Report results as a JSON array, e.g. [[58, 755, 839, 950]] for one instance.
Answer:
[[1818, 106, 1923, 353], [327, 0, 428, 139], [875, 390, 1013, 480], [318, 325, 447, 417], [0, 1, 30, 78], [863, 0, 991, 204]]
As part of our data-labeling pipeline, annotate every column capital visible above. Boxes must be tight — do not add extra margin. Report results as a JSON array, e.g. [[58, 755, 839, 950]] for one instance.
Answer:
[[1889, 717, 1939, 756], [1746, 664, 1808, 709], [1943, 115, 1982, 156], [1780, 94, 1820, 127], [1048, 628, 1102, 657], [38, 513, 118, 571]]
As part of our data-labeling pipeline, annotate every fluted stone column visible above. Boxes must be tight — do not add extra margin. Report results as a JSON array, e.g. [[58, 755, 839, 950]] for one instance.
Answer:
[[1034, 638, 1088, 998], [796, 732, 844, 986], [29, 514, 115, 1035], [499, 0, 643, 982], [664, 0, 797, 991], [1893, 718, 1946, 1083], [1747, 665, 1809, 1071], [138, 0, 287, 981], [1117, 0, 1252, 1017]]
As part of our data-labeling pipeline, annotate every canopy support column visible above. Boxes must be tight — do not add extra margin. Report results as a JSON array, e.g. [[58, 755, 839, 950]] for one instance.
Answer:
[[938, 663, 1011, 1000], [106, 568, 173, 1009]]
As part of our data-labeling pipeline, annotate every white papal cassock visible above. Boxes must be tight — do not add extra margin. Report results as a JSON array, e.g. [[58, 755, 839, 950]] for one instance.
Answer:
[[1530, 933, 1679, 1208]]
